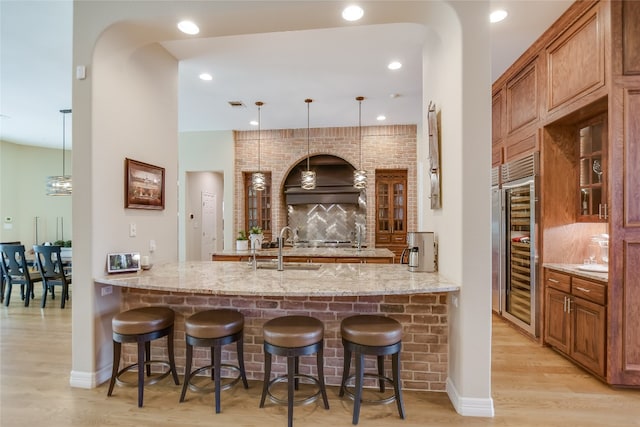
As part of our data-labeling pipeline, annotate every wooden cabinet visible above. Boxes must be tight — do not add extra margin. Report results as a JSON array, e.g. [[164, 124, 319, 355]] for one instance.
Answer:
[[544, 269, 607, 378], [577, 113, 608, 221], [546, 2, 606, 113], [375, 169, 407, 258], [506, 58, 539, 135], [243, 172, 273, 242], [212, 254, 393, 264]]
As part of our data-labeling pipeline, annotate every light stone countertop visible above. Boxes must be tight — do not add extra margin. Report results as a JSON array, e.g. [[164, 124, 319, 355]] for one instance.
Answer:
[[543, 263, 608, 283], [215, 247, 396, 258], [95, 261, 459, 296]]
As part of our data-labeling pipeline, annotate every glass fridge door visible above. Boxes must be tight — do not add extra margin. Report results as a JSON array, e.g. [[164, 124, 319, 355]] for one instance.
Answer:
[[503, 179, 535, 332]]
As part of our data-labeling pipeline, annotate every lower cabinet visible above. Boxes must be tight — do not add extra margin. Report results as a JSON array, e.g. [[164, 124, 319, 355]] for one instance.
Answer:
[[544, 269, 607, 378], [212, 255, 393, 264]]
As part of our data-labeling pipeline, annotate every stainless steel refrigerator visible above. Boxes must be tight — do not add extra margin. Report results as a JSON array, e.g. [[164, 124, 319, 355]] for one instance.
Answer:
[[492, 153, 539, 337]]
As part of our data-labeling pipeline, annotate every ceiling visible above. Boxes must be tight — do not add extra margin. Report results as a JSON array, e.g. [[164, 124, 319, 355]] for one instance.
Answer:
[[0, 0, 573, 150]]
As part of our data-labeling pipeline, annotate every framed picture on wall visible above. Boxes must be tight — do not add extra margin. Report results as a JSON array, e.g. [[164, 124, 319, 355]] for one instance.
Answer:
[[125, 158, 165, 210], [106, 252, 141, 273]]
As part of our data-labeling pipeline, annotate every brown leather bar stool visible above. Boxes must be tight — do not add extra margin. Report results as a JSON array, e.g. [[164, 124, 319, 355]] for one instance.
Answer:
[[260, 315, 330, 427], [179, 309, 249, 413], [107, 306, 180, 407], [339, 315, 405, 425]]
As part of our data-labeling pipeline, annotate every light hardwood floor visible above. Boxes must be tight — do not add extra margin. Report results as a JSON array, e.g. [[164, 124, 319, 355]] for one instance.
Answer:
[[1, 291, 639, 427]]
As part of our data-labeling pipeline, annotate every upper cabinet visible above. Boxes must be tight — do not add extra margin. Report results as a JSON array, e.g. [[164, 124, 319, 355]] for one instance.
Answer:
[[546, 2, 606, 115], [375, 169, 408, 258], [507, 58, 540, 134], [578, 113, 608, 222]]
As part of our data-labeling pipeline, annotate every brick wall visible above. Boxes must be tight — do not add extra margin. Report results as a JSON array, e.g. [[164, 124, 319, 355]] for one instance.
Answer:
[[234, 125, 418, 244], [120, 288, 448, 392]]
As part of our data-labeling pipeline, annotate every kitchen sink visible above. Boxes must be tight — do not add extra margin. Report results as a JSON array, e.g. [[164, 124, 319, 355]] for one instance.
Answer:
[[252, 262, 322, 271]]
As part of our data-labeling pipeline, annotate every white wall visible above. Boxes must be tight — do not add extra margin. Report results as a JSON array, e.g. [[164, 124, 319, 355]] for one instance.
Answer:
[[71, 0, 493, 416], [0, 141, 72, 245], [179, 130, 235, 260]]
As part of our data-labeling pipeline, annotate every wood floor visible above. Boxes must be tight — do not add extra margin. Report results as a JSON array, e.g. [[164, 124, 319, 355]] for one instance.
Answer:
[[1, 291, 640, 427]]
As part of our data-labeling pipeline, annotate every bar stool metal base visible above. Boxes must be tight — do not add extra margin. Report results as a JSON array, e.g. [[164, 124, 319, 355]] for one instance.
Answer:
[[260, 341, 330, 427], [266, 373, 323, 406], [185, 364, 243, 394], [340, 339, 405, 425], [179, 329, 249, 414], [341, 373, 397, 405], [107, 324, 180, 408], [115, 360, 174, 387]]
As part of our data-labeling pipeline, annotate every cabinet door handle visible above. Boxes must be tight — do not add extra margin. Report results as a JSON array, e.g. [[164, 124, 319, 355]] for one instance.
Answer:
[[575, 286, 591, 293], [604, 204, 608, 220], [563, 296, 568, 312], [548, 278, 559, 283], [567, 298, 573, 313]]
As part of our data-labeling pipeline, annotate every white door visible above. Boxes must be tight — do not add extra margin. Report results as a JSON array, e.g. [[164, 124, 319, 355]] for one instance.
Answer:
[[201, 192, 217, 261]]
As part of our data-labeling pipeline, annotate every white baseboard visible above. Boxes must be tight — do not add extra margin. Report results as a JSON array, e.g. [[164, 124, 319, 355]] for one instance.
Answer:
[[69, 365, 112, 389], [446, 377, 495, 417]]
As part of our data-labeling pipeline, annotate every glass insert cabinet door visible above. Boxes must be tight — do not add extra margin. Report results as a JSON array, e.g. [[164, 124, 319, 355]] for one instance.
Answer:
[[375, 169, 407, 246], [243, 172, 272, 241], [578, 113, 608, 222]]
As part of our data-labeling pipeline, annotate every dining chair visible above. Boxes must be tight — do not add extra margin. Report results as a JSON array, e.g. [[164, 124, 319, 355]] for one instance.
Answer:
[[33, 245, 71, 308], [0, 244, 42, 307]]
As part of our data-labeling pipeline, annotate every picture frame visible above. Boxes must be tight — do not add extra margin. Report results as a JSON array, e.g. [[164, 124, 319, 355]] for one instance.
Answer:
[[107, 252, 141, 273], [125, 158, 165, 210]]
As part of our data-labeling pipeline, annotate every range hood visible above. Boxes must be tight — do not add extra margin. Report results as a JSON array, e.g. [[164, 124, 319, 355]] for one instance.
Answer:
[[284, 155, 360, 205]]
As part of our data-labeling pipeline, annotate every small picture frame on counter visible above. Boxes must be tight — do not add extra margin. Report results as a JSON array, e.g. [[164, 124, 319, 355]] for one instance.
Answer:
[[107, 252, 141, 273]]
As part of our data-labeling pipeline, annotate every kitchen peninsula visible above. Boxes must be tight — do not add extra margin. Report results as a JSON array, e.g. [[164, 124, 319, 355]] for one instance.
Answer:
[[96, 261, 459, 392]]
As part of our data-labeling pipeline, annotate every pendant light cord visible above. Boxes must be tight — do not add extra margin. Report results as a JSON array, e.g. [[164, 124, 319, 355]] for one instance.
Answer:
[[306, 98, 312, 171], [62, 112, 66, 176], [357, 96, 363, 170], [60, 109, 71, 176], [256, 101, 263, 172]]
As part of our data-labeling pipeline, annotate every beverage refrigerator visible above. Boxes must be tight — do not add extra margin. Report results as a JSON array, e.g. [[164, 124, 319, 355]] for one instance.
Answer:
[[492, 153, 540, 337]]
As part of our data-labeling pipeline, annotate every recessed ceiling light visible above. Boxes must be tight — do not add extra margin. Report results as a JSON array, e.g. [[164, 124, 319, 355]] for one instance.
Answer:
[[377, 115, 386, 121], [388, 61, 402, 70], [199, 73, 212, 81], [250, 120, 259, 126], [177, 20, 199, 35], [342, 5, 364, 21], [490, 10, 508, 23]]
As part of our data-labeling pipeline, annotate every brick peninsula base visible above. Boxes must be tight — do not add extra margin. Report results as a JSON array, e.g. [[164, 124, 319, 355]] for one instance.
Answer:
[[121, 290, 449, 392], [97, 261, 459, 393]]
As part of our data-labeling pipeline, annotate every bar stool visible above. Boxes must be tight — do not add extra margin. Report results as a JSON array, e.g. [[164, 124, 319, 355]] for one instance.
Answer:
[[260, 315, 330, 427], [107, 306, 180, 407], [179, 309, 249, 413], [339, 315, 405, 425]]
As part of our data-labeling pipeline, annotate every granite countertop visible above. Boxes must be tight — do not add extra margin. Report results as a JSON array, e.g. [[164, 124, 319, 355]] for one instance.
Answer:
[[543, 263, 608, 283], [95, 261, 458, 296], [215, 247, 396, 258]]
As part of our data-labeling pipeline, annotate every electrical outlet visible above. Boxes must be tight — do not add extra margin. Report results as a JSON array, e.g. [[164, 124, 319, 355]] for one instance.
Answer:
[[149, 239, 156, 252], [101, 286, 113, 296], [129, 223, 136, 237]]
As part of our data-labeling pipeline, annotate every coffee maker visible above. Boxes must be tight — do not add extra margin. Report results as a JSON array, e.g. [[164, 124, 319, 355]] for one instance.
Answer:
[[401, 232, 437, 272]]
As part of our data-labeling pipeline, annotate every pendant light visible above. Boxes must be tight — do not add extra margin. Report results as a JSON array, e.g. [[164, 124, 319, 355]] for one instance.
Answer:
[[46, 109, 73, 196], [301, 98, 316, 190], [251, 101, 266, 191], [353, 96, 367, 189]]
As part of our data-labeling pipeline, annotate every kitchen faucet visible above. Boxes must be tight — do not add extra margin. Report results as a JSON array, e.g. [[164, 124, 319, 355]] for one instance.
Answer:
[[278, 226, 294, 271], [355, 224, 363, 251]]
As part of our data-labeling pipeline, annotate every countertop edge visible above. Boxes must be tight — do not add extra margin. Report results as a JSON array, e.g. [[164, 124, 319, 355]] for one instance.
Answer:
[[94, 261, 460, 296], [543, 263, 608, 283]]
